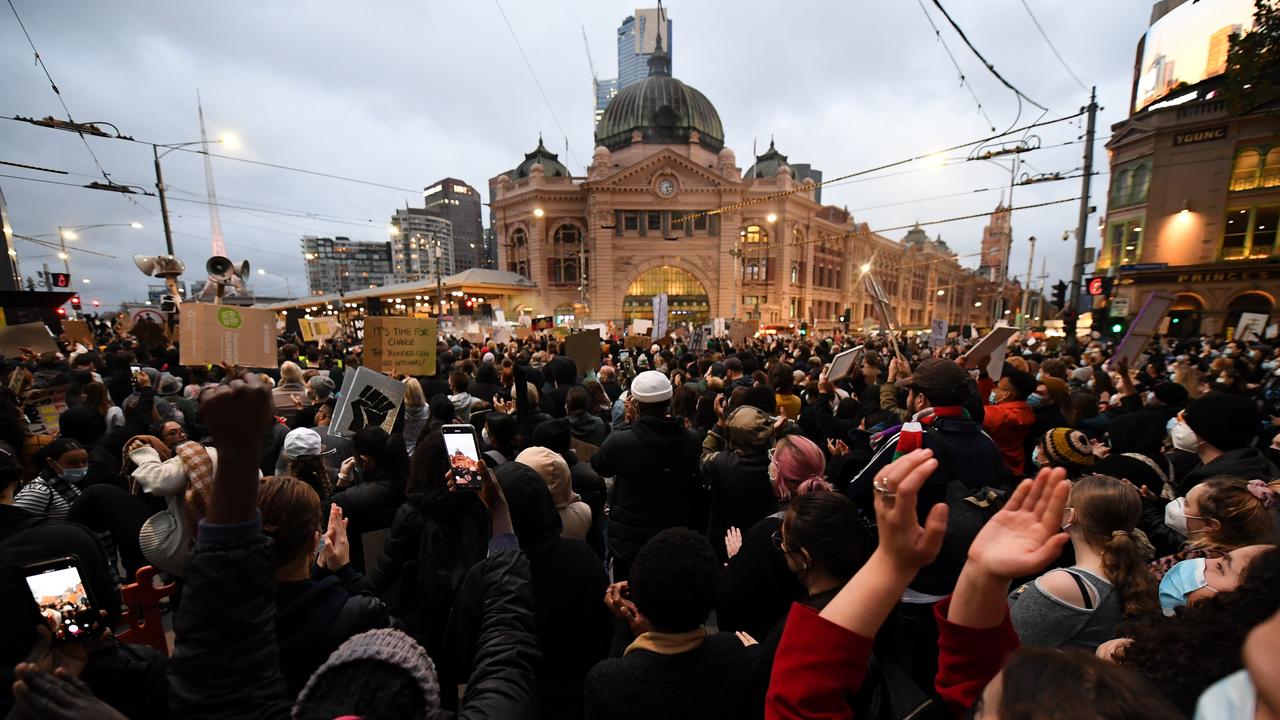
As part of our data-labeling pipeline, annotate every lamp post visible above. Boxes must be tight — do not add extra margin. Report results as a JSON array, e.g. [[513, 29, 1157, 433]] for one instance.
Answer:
[[152, 139, 228, 256], [256, 268, 293, 298], [55, 222, 143, 278], [433, 238, 444, 319]]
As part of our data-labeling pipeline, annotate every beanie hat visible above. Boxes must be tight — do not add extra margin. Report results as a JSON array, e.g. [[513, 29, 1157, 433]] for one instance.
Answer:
[[1043, 428, 1094, 470], [1152, 381, 1189, 406], [629, 370, 671, 402], [909, 359, 969, 406], [1071, 366, 1093, 384], [295, 629, 440, 718], [1183, 392, 1261, 452], [1040, 377, 1070, 409]]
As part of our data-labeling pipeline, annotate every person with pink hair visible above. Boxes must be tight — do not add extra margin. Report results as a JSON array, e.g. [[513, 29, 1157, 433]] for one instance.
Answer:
[[717, 434, 835, 641]]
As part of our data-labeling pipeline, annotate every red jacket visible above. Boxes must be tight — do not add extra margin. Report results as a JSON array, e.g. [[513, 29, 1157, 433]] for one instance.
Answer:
[[765, 596, 1021, 720], [977, 377, 1034, 475]]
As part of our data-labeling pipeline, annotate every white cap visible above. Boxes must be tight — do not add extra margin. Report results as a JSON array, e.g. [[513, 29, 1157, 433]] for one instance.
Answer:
[[630, 370, 673, 403], [283, 427, 333, 458], [650, 344, 661, 354]]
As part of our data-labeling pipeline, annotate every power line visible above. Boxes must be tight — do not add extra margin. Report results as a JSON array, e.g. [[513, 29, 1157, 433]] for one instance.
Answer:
[[915, 0, 996, 131], [1019, 0, 1089, 93], [493, 0, 580, 171], [6, 0, 118, 185], [869, 197, 1078, 234], [929, 0, 1047, 112]]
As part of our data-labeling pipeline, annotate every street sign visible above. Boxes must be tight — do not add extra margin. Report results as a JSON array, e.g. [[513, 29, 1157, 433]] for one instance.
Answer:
[[1109, 297, 1131, 317]]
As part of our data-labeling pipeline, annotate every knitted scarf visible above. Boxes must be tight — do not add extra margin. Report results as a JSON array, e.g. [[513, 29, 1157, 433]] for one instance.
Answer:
[[892, 406, 969, 460], [624, 627, 706, 656], [174, 441, 215, 531]]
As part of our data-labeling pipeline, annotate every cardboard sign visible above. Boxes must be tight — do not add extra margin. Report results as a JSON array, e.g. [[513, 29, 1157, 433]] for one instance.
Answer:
[[178, 303, 277, 369], [630, 318, 653, 336], [133, 320, 168, 348], [623, 335, 651, 350], [532, 316, 554, 331], [652, 294, 669, 338], [963, 325, 1018, 379], [23, 385, 69, 435], [728, 320, 757, 348], [62, 320, 94, 347], [299, 316, 341, 342], [1235, 311, 1269, 342], [929, 319, 947, 350], [564, 331, 602, 378], [363, 317, 438, 375], [1106, 292, 1176, 371], [0, 322, 58, 357], [828, 346, 863, 382], [329, 366, 406, 439], [515, 326, 532, 340]]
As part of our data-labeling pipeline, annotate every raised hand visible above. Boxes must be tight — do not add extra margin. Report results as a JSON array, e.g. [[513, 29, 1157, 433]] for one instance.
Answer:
[[604, 581, 651, 636], [200, 377, 272, 524], [11, 663, 128, 720], [966, 467, 1071, 581], [317, 504, 350, 572], [725, 527, 742, 561], [349, 385, 394, 431], [871, 449, 948, 571]]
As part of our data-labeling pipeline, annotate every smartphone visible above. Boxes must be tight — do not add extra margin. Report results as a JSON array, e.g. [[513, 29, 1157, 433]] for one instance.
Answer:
[[442, 424, 484, 492], [130, 364, 142, 385], [22, 556, 99, 642]]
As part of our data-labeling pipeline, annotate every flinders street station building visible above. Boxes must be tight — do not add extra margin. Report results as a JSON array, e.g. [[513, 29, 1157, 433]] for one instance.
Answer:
[[490, 43, 1013, 332]]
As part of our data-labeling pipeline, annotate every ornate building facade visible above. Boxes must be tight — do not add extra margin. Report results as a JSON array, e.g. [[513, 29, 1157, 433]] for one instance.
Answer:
[[491, 44, 1014, 332]]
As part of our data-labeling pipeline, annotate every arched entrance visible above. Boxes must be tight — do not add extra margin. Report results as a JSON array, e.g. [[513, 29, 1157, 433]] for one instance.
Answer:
[[623, 265, 710, 327], [1225, 292, 1274, 338], [1168, 293, 1204, 337]]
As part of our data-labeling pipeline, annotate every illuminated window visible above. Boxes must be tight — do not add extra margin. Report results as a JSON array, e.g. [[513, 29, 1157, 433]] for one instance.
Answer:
[[742, 225, 768, 244], [452, 184, 469, 194], [1231, 149, 1263, 192], [1222, 206, 1279, 260], [1104, 219, 1144, 267]]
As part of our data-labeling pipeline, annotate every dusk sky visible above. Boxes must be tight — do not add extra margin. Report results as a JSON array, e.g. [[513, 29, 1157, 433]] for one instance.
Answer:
[[1, 0, 1159, 306]]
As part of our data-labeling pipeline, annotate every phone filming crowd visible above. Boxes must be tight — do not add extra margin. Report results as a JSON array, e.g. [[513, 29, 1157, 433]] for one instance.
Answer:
[[0, 321, 1279, 720]]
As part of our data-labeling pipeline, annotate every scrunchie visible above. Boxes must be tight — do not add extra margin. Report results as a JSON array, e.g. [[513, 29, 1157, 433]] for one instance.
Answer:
[[1246, 479, 1278, 510], [1110, 529, 1129, 539]]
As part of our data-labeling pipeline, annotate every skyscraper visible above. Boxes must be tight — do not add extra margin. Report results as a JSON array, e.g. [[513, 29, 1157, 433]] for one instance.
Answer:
[[419, 178, 485, 272], [594, 78, 618, 128], [390, 208, 454, 280], [301, 236, 396, 295], [1204, 24, 1242, 77], [616, 8, 673, 89]]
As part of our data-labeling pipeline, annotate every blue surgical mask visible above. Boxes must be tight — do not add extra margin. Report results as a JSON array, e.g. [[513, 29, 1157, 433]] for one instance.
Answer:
[[1026, 392, 1044, 408], [1031, 445, 1045, 468], [1193, 669, 1256, 720], [58, 466, 87, 483], [1159, 557, 1216, 615], [988, 390, 998, 405]]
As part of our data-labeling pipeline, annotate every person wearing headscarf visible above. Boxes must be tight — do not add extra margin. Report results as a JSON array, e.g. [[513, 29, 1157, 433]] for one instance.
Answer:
[[515, 446, 592, 541]]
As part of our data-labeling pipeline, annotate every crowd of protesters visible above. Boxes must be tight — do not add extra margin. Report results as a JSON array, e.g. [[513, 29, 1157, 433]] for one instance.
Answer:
[[0, 318, 1278, 719]]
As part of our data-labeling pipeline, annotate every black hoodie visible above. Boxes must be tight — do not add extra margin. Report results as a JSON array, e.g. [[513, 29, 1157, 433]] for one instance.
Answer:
[[274, 567, 391, 695]]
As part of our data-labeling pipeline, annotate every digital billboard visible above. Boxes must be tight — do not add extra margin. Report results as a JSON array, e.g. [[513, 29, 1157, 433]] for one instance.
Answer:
[[1134, 0, 1256, 113]]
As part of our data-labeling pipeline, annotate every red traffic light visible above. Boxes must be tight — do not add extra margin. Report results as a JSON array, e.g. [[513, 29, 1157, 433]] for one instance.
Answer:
[[56, 307, 66, 316], [50, 272, 71, 288], [1087, 278, 1104, 296], [70, 295, 82, 307]]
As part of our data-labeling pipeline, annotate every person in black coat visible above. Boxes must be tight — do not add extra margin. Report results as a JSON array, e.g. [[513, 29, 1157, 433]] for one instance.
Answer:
[[259, 476, 391, 695], [584, 528, 753, 720], [540, 357, 581, 420], [699, 405, 779, 565], [590, 372, 702, 582], [446, 462, 610, 720], [331, 427, 405, 554]]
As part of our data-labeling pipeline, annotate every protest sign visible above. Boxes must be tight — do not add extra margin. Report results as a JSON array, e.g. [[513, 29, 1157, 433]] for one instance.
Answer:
[[652, 294, 669, 338], [532, 316, 554, 331], [492, 327, 512, 344], [363, 316, 438, 375], [299, 316, 341, 342], [583, 323, 608, 340], [0, 322, 58, 357], [62, 320, 94, 347], [179, 304, 277, 368], [929, 319, 947, 350], [1235, 312, 1269, 342], [1105, 291, 1176, 372], [133, 321, 167, 348], [564, 331, 602, 377], [828, 346, 863, 382], [630, 318, 653, 336], [23, 385, 69, 435], [515, 326, 533, 340], [728, 320, 757, 348], [624, 335, 651, 350], [329, 367, 406, 439], [963, 325, 1018, 379]]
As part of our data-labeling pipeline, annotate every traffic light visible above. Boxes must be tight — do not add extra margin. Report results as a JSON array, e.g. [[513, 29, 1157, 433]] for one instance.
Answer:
[[839, 307, 851, 324], [800, 321, 809, 336], [70, 295, 81, 309], [55, 307, 66, 317], [49, 273, 70, 288], [1087, 277, 1114, 297], [1051, 280, 1068, 309], [1106, 316, 1129, 338]]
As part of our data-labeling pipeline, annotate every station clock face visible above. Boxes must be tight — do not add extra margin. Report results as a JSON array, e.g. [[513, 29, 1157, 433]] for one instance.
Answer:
[[657, 178, 676, 197]]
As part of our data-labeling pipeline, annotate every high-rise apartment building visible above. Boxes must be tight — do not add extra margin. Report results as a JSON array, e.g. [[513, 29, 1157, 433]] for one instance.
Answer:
[[1204, 24, 1242, 77], [301, 236, 396, 296], [419, 178, 484, 272], [594, 78, 618, 128], [390, 208, 454, 281], [617, 9, 672, 89]]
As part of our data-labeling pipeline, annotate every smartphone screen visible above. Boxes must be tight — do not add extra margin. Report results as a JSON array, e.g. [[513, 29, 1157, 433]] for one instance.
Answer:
[[23, 557, 96, 641], [442, 424, 484, 491]]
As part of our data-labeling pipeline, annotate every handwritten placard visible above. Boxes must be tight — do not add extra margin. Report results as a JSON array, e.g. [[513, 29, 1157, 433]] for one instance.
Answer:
[[363, 316, 438, 375]]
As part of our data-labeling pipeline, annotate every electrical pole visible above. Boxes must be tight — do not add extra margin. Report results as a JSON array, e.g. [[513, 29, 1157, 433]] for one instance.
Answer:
[[1066, 87, 1098, 345], [153, 145, 176, 256], [1020, 235, 1036, 322], [434, 236, 444, 319], [56, 226, 71, 276]]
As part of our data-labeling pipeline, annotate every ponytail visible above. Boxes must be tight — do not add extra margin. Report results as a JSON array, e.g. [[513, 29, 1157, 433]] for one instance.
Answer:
[[1099, 528, 1159, 618], [1071, 475, 1160, 618]]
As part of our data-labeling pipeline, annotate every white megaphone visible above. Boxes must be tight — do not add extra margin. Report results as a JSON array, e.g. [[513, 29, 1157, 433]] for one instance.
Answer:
[[205, 256, 251, 304], [133, 254, 186, 279]]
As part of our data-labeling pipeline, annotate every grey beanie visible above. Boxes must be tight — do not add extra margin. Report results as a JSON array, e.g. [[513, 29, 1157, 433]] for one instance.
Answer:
[[294, 628, 440, 719]]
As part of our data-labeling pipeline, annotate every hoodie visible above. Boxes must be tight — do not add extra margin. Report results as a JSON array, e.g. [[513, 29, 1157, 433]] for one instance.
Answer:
[[1179, 446, 1280, 496]]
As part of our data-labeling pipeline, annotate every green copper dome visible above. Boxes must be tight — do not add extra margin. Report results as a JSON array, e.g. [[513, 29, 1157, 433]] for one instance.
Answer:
[[514, 136, 569, 178], [594, 37, 724, 152]]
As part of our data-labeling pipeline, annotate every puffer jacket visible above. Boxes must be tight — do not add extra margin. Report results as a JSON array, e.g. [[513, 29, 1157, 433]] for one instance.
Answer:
[[275, 566, 392, 695], [591, 414, 701, 573], [169, 515, 540, 720]]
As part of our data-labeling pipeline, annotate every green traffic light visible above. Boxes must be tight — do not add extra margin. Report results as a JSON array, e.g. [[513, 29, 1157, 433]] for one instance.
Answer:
[[1171, 317, 1180, 324], [1111, 323, 1123, 333]]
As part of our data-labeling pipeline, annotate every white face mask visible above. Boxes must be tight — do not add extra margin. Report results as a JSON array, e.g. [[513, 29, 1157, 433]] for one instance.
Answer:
[[1164, 496, 1191, 537], [1193, 669, 1257, 720], [1171, 421, 1202, 453]]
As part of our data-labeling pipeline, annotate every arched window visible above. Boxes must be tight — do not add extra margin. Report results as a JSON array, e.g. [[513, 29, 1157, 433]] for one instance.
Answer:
[[1111, 169, 1133, 205], [1131, 164, 1150, 203], [507, 228, 530, 278], [549, 223, 585, 285], [739, 224, 769, 283], [742, 225, 768, 244], [1263, 148, 1280, 189], [1232, 149, 1262, 191], [747, 262, 761, 281], [790, 263, 798, 283]]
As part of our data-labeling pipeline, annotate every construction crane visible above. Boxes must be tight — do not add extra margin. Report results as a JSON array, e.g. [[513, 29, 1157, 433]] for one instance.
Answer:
[[582, 25, 598, 83]]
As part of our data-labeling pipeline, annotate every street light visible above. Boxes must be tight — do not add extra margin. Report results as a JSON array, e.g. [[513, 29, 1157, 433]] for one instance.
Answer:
[[860, 262, 872, 273], [153, 138, 228, 256], [256, 267, 293, 298], [766, 212, 778, 224], [974, 301, 983, 307], [533, 208, 545, 218]]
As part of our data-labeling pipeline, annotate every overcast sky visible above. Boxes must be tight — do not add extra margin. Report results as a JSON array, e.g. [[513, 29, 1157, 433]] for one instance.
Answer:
[[1, 0, 1155, 307]]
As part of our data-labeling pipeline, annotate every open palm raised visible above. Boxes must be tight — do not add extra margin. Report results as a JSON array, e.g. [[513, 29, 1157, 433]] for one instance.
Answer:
[[966, 467, 1072, 581]]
